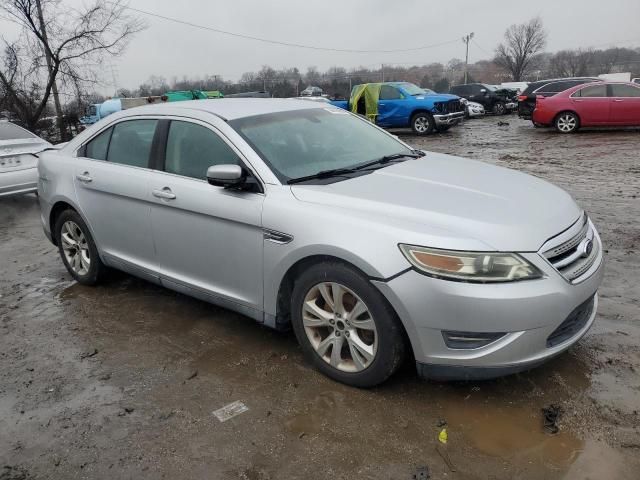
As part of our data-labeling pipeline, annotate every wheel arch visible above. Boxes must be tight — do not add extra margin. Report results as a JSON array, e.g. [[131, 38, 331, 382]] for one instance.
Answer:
[[410, 108, 435, 120], [272, 253, 415, 360], [554, 110, 581, 126], [48, 199, 97, 250]]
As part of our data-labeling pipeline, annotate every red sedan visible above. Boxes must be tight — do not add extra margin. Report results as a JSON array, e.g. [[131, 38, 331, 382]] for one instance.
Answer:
[[532, 82, 640, 133]]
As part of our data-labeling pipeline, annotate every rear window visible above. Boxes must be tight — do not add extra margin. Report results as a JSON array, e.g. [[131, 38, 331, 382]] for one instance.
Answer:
[[0, 122, 36, 140], [521, 81, 546, 96]]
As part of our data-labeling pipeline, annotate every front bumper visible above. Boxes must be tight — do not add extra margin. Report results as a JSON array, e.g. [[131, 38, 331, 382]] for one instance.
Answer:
[[372, 236, 604, 380], [433, 111, 465, 126], [467, 107, 485, 117], [0, 167, 38, 197]]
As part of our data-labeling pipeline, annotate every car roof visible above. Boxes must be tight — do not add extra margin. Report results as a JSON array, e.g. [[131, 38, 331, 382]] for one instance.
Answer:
[[125, 98, 329, 121]]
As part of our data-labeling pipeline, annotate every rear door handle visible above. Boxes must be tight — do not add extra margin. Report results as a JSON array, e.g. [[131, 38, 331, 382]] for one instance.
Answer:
[[613, 99, 624, 102], [76, 172, 92, 183], [152, 188, 176, 200]]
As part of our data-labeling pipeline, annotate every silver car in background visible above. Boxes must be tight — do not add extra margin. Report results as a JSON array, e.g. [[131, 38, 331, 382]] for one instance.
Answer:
[[1, 121, 51, 197], [37, 99, 604, 387]]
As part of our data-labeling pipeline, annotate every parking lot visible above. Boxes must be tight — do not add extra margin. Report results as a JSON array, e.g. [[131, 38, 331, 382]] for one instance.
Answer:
[[1, 116, 639, 479]]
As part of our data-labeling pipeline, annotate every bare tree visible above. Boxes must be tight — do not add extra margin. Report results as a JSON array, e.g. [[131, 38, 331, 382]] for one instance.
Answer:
[[494, 17, 547, 81], [0, 0, 143, 138]]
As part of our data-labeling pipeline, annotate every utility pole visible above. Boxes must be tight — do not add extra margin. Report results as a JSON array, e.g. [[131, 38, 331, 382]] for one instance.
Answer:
[[462, 32, 474, 84], [381, 64, 385, 82], [35, 0, 65, 140]]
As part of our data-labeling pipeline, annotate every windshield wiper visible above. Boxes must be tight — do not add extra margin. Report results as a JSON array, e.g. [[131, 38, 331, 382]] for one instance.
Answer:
[[353, 150, 425, 171], [287, 151, 424, 185], [287, 167, 360, 184]]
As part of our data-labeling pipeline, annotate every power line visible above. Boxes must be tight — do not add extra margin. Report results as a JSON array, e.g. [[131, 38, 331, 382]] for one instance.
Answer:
[[124, 5, 461, 54]]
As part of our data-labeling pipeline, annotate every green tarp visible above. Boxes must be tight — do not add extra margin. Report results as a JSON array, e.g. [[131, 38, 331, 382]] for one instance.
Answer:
[[349, 83, 381, 122], [164, 90, 209, 101]]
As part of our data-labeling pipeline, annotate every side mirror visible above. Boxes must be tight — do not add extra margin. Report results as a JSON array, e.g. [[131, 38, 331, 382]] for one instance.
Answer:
[[207, 164, 245, 187]]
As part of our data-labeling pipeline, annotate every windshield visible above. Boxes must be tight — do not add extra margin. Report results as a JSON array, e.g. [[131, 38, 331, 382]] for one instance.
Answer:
[[230, 108, 412, 183], [0, 122, 37, 140], [397, 83, 426, 96]]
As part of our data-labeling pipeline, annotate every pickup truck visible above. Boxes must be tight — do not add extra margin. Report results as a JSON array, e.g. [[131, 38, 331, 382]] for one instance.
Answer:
[[329, 82, 465, 135]]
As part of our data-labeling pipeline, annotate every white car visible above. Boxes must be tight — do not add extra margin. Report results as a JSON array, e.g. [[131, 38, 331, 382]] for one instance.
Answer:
[[0, 121, 51, 197], [465, 101, 485, 118]]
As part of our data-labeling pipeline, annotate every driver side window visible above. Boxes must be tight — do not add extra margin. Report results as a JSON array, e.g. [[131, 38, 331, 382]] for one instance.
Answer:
[[164, 121, 240, 180], [379, 85, 403, 100]]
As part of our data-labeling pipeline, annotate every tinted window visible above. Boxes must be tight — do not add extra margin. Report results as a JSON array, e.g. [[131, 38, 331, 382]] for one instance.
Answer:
[[106, 120, 157, 168], [576, 85, 607, 97], [165, 121, 239, 180], [610, 84, 640, 97], [538, 81, 564, 94], [0, 122, 36, 140], [85, 127, 112, 160], [379, 85, 403, 100], [450, 85, 468, 95], [522, 81, 546, 96]]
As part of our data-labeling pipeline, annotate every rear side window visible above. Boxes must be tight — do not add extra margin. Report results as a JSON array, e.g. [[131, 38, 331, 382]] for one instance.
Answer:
[[165, 121, 240, 180], [106, 120, 157, 168], [450, 85, 465, 95], [379, 85, 403, 100], [84, 127, 112, 160], [575, 85, 607, 97], [610, 84, 640, 97]]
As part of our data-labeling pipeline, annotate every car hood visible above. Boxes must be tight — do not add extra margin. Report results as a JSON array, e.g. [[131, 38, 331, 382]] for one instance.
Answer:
[[290, 153, 581, 252], [414, 93, 459, 102]]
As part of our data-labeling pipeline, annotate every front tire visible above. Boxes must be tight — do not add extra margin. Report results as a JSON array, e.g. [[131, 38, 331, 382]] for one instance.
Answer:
[[410, 112, 435, 135], [290, 262, 406, 387], [492, 101, 507, 115], [554, 112, 580, 133], [54, 210, 106, 285]]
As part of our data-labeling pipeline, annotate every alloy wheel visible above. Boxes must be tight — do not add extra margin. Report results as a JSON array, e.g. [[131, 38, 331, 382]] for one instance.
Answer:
[[302, 282, 378, 373], [413, 116, 430, 133], [557, 114, 577, 133], [60, 220, 91, 276]]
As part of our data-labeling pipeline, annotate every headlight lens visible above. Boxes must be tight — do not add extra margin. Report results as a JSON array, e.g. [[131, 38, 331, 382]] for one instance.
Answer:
[[399, 244, 543, 283]]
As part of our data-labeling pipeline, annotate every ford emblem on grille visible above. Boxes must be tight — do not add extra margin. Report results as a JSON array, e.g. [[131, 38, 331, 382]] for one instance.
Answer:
[[580, 238, 594, 258]]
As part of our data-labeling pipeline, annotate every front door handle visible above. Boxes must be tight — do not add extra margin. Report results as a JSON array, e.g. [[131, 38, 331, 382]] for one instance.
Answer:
[[152, 188, 176, 200], [76, 172, 93, 183], [613, 99, 624, 102]]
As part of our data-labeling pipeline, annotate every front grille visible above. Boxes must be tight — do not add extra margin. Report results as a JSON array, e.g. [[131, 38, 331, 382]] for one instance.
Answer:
[[434, 100, 463, 114], [542, 214, 600, 283], [546, 296, 595, 347]]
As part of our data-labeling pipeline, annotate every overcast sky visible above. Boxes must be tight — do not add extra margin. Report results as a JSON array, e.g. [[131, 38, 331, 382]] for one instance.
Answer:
[[2, 0, 640, 93]]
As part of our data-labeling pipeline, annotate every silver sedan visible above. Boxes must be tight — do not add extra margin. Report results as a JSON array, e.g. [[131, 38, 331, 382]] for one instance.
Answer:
[[37, 99, 603, 387], [1, 121, 50, 197]]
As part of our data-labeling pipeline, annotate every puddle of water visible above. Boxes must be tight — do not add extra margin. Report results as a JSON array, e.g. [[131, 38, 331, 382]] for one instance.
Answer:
[[443, 401, 583, 467], [284, 391, 343, 435]]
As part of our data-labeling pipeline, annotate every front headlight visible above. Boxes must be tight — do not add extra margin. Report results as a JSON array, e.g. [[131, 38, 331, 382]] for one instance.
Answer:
[[399, 244, 543, 283]]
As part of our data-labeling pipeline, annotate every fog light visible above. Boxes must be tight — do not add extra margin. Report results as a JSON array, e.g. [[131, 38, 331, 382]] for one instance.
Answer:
[[442, 331, 506, 349]]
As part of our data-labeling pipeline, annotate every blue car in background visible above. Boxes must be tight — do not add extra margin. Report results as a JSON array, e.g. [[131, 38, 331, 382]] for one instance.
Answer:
[[330, 82, 465, 135]]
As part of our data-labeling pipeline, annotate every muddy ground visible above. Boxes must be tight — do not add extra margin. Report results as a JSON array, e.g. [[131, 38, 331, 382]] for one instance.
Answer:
[[1, 116, 639, 480]]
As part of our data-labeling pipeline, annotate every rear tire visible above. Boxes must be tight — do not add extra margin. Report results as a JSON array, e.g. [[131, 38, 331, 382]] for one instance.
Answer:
[[410, 112, 435, 135], [54, 210, 107, 285], [290, 262, 406, 388], [554, 112, 580, 133]]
